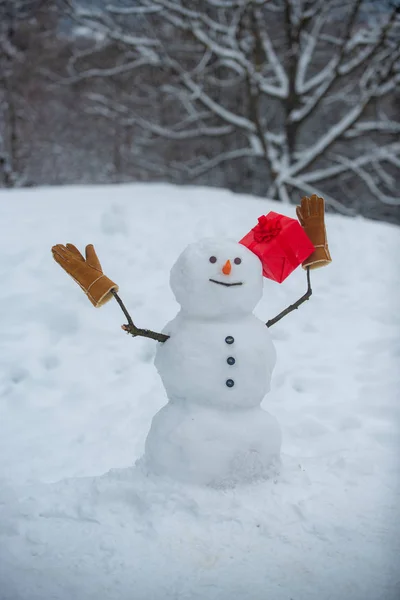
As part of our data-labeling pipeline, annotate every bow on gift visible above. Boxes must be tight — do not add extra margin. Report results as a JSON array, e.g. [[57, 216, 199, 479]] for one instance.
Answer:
[[252, 215, 282, 243]]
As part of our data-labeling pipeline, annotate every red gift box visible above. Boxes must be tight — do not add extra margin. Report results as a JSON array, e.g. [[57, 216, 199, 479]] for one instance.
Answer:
[[239, 212, 315, 283]]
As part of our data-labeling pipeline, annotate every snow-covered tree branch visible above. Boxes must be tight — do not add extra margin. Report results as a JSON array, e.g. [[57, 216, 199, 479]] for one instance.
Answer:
[[59, 0, 400, 213]]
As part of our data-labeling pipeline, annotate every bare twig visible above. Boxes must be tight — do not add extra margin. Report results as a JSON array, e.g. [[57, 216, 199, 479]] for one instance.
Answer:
[[111, 289, 169, 343], [112, 265, 311, 338], [266, 267, 312, 328]]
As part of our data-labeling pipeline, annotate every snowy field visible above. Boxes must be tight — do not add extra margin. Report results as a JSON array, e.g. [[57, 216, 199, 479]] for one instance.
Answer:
[[0, 183, 399, 600]]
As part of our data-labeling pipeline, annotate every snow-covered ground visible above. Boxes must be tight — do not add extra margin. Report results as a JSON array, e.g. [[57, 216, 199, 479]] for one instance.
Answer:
[[0, 183, 399, 600]]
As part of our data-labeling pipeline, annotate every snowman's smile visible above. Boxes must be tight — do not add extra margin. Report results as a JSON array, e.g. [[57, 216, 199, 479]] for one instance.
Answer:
[[209, 278, 243, 287]]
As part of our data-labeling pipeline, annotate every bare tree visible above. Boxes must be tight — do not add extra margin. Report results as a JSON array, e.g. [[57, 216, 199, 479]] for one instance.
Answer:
[[59, 0, 400, 212]]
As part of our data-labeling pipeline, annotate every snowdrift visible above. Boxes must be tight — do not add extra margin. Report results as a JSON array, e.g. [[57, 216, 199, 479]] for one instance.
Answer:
[[0, 183, 399, 600]]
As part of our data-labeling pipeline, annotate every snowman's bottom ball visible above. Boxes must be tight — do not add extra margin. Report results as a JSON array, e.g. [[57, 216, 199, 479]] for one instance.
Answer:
[[141, 401, 281, 487]]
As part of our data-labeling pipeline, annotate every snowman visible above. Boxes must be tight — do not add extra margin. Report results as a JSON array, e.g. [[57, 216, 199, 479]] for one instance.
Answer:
[[52, 195, 331, 487], [143, 237, 281, 486]]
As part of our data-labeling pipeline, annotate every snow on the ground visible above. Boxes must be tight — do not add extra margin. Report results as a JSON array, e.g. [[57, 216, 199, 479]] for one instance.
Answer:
[[0, 183, 399, 600]]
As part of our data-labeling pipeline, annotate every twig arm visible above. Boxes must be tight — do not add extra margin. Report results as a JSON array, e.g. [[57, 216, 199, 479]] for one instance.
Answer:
[[111, 289, 170, 343], [111, 268, 311, 338], [266, 267, 312, 328]]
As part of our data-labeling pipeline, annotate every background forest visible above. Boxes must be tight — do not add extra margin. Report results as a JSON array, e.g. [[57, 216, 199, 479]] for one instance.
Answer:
[[1, 0, 399, 223]]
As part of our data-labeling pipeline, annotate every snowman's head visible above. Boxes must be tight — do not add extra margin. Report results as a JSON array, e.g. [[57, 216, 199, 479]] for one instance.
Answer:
[[170, 238, 263, 318]]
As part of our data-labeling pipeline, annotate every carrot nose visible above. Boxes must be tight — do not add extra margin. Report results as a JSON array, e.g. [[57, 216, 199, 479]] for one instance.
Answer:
[[222, 260, 231, 275]]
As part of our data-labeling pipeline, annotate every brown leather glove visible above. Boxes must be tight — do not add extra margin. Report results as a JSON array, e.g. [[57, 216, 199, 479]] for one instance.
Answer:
[[51, 243, 119, 307], [296, 195, 332, 270]]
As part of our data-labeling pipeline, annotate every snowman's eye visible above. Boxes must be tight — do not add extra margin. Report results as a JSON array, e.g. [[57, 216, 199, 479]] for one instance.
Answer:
[[234, 257, 242, 265], [209, 256, 217, 263]]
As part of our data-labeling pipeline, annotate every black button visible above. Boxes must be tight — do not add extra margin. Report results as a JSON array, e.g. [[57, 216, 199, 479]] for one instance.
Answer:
[[225, 336, 234, 344], [226, 379, 235, 388], [227, 357, 235, 365]]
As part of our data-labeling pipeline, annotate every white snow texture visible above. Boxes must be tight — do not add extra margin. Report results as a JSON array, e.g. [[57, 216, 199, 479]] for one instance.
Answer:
[[0, 183, 399, 600]]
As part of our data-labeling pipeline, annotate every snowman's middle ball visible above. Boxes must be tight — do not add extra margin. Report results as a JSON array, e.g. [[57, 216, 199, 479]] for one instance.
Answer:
[[170, 238, 263, 319]]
